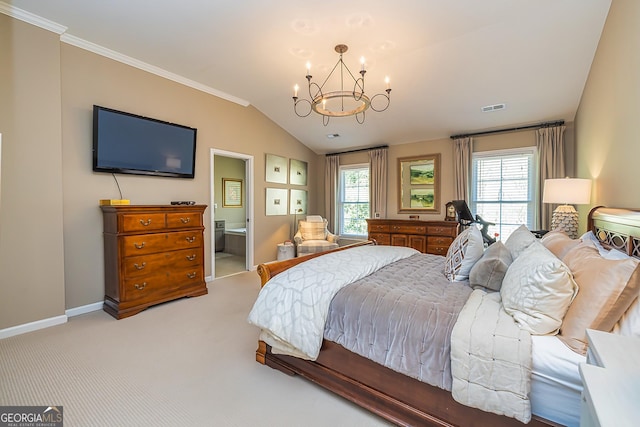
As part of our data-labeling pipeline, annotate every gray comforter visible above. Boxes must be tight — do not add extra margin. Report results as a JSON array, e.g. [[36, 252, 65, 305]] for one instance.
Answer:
[[324, 253, 473, 391]]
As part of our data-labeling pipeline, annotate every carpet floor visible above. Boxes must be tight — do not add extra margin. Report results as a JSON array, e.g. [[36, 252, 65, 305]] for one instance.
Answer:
[[0, 271, 390, 427]]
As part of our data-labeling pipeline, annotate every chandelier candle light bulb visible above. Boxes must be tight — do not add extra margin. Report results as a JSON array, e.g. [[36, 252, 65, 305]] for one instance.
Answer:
[[292, 44, 391, 125]]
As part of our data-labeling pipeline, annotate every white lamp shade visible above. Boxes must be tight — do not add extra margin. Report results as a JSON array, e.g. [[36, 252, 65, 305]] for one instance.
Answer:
[[543, 178, 591, 205]]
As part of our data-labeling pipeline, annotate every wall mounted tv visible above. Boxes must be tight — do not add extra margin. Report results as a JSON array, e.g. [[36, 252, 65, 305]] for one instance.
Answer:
[[92, 105, 197, 178]]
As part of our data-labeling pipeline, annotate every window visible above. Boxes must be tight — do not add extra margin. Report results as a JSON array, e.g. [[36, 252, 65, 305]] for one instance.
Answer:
[[471, 147, 537, 241], [338, 164, 370, 236]]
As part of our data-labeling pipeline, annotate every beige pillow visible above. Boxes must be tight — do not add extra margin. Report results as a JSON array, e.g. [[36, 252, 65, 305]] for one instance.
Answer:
[[299, 220, 327, 240], [540, 231, 581, 260], [501, 241, 578, 335], [558, 243, 640, 354], [468, 241, 512, 292], [444, 226, 484, 282], [504, 225, 537, 260]]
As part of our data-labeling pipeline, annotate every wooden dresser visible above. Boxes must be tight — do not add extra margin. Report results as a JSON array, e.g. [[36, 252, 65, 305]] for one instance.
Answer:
[[366, 219, 459, 255], [101, 204, 208, 319]]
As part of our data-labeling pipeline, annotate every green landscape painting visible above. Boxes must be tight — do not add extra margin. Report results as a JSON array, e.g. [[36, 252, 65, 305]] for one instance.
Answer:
[[410, 188, 435, 208], [410, 161, 435, 185]]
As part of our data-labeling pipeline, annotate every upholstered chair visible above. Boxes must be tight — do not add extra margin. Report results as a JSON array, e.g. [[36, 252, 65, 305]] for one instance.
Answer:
[[293, 215, 339, 257]]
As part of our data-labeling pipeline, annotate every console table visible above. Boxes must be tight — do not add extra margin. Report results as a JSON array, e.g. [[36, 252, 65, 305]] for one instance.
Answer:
[[101, 204, 208, 319], [366, 219, 459, 255]]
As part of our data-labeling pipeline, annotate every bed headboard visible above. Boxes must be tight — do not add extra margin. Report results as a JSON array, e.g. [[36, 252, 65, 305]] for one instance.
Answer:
[[588, 206, 640, 259]]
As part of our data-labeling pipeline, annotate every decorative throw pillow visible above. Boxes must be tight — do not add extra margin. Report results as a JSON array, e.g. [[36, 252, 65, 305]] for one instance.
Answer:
[[500, 241, 578, 335], [540, 230, 581, 260], [504, 225, 537, 260], [558, 243, 640, 354], [299, 220, 327, 240], [444, 225, 484, 282], [468, 241, 513, 292]]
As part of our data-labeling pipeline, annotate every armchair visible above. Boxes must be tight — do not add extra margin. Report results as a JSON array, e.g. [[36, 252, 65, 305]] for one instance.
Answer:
[[293, 215, 340, 257]]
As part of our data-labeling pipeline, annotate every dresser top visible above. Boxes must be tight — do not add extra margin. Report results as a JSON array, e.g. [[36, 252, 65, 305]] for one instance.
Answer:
[[101, 204, 207, 213]]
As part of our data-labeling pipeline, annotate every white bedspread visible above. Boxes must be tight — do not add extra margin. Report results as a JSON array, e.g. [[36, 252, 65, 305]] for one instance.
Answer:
[[451, 289, 533, 424], [247, 245, 418, 360]]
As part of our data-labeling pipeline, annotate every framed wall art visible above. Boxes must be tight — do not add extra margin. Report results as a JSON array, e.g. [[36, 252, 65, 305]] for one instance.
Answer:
[[265, 188, 288, 216], [289, 189, 307, 214], [265, 154, 288, 184], [222, 178, 243, 207], [289, 159, 308, 186], [398, 154, 441, 213]]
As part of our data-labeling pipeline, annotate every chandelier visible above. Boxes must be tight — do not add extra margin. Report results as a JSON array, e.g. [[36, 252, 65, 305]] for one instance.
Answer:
[[292, 44, 391, 125]]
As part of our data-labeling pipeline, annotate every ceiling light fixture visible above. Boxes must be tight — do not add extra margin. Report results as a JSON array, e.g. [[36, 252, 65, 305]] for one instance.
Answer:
[[292, 44, 391, 126]]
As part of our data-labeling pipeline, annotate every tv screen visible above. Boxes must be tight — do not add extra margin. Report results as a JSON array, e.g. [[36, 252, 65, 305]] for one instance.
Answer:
[[93, 105, 197, 178]]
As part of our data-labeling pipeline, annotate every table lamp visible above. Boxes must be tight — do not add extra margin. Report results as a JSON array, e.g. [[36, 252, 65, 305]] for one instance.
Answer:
[[542, 178, 592, 239]]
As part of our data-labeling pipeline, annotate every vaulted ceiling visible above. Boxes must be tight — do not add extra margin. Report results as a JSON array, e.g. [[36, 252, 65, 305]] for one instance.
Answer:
[[7, 0, 611, 153]]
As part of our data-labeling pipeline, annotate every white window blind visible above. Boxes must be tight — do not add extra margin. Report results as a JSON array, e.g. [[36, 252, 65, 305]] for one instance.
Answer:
[[339, 164, 370, 236], [471, 147, 537, 241]]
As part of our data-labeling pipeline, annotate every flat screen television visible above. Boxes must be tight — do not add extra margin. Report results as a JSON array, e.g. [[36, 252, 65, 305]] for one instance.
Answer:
[[92, 105, 197, 178]]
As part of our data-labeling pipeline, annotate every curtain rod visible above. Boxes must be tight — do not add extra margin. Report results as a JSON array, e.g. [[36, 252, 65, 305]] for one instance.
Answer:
[[325, 145, 388, 156], [450, 120, 565, 140]]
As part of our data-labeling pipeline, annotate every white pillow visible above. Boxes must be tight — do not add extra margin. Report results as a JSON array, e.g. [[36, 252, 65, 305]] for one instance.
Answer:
[[500, 241, 578, 335], [614, 298, 640, 337], [444, 225, 484, 282], [579, 231, 609, 256], [504, 225, 537, 259]]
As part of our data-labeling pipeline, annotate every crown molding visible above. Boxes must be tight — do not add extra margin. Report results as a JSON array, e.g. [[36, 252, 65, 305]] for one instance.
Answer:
[[61, 34, 250, 107], [0, 1, 67, 34]]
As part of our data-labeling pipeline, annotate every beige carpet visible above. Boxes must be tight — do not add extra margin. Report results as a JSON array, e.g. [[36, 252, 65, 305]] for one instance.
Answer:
[[0, 272, 390, 427]]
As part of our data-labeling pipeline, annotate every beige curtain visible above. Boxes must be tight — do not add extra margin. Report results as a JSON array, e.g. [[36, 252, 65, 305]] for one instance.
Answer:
[[368, 147, 388, 219], [324, 155, 339, 232], [537, 125, 566, 229], [453, 137, 473, 201]]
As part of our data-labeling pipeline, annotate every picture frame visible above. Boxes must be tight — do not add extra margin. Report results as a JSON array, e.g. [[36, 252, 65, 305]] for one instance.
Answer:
[[398, 154, 441, 213], [222, 178, 243, 207], [265, 154, 288, 184], [290, 189, 307, 214], [289, 159, 308, 186], [265, 188, 288, 216]]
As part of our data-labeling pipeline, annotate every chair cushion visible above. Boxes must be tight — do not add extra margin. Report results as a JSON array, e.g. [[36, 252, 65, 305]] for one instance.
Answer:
[[297, 240, 339, 256], [299, 220, 328, 240]]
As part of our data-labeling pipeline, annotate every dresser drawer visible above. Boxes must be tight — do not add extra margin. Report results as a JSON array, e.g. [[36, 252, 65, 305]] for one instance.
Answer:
[[369, 233, 390, 245], [427, 245, 449, 256], [369, 223, 390, 233], [121, 213, 166, 232], [124, 248, 202, 277], [389, 225, 427, 234], [427, 236, 453, 246], [123, 267, 203, 302], [427, 225, 456, 237], [122, 231, 202, 256], [166, 212, 202, 229]]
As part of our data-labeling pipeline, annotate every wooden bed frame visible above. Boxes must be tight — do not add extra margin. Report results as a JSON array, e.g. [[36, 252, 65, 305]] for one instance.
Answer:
[[254, 207, 640, 427]]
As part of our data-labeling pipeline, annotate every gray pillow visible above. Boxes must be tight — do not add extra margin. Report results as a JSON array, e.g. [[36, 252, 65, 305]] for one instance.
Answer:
[[468, 241, 513, 292]]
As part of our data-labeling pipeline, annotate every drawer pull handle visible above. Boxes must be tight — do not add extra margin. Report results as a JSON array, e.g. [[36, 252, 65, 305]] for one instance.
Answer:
[[134, 242, 146, 249], [186, 236, 196, 243], [187, 272, 197, 279], [134, 282, 147, 290], [139, 219, 152, 226], [134, 262, 146, 270], [180, 217, 191, 224], [186, 254, 197, 261]]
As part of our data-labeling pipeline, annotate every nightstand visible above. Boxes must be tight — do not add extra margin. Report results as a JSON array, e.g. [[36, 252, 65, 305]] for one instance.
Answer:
[[579, 329, 640, 426]]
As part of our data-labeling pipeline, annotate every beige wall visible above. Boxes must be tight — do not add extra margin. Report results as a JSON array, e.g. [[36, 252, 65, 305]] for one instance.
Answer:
[[1, 13, 317, 328], [0, 16, 66, 329], [575, 0, 640, 227]]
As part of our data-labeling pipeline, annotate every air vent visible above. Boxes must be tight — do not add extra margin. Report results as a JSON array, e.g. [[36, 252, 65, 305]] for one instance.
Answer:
[[481, 103, 506, 113], [326, 133, 340, 139]]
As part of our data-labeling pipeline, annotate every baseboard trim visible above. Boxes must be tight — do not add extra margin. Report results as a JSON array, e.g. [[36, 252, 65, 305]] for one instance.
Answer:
[[0, 315, 67, 340], [65, 302, 103, 318]]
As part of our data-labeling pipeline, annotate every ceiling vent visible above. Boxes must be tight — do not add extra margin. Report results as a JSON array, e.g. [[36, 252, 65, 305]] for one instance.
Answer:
[[326, 133, 340, 139], [481, 103, 506, 113]]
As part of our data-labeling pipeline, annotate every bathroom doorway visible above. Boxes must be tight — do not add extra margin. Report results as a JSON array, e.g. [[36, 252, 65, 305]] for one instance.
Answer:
[[210, 148, 254, 278]]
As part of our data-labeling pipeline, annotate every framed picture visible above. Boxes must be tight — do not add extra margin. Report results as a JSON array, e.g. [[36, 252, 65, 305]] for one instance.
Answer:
[[222, 178, 243, 207], [289, 159, 308, 186], [398, 154, 441, 213], [266, 188, 288, 216], [290, 189, 307, 214], [265, 154, 288, 184]]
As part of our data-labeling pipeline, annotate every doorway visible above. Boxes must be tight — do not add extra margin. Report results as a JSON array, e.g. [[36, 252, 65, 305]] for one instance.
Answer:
[[210, 148, 254, 278]]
